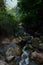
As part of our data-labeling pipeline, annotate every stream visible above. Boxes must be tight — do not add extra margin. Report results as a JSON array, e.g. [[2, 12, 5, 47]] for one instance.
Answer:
[[19, 44, 38, 65], [0, 23, 41, 65], [0, 38, 40, 65]]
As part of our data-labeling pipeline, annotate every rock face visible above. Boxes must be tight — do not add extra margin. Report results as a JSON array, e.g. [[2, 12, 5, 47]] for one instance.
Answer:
[[0, 60, 8, 65]]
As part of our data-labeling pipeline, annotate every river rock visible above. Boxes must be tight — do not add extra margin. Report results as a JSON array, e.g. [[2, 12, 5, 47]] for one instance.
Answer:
[[39, 43, 43, 50], [32, 37, 40, 48], [22, 35, 30, 41], [9, 60, 18, 65], [31, 51, 43, 64], [0, 55, 5, 61], [0, 60, 8, 65], [12, 38, 20, 44], [31, 37, 43, 51], [31, 51, 37, 59], [2, 38, 10, 44], [25, 44, 33, 50], [5, 47, 15, 61], [5, 44, 22, 61]]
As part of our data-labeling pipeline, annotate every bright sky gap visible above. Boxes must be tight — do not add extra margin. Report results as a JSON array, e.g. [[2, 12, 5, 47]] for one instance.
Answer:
[[5, 0, 18, 10]]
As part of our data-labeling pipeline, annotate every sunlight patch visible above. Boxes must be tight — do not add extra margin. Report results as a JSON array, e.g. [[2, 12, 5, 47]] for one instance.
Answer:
[[5, 0, 18, 10]]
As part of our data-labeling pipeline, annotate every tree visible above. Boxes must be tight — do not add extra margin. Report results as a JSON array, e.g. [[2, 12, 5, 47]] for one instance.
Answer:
[[18, 0, 43, 35], [0, 0, 5, 10], [0, 0, 19, 37]]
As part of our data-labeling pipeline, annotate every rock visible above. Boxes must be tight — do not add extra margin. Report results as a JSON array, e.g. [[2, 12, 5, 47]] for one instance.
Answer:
[[40, 36, 43, 42], [2, 38, 10, 44], [31, 51, 37, 59], [14, 46, 22, 56], [0, 55, 5, 61], [31, 51, 43, 64], [9, 36, 14, 40], [34, 32, 41, 37], [26, 44, 33, 50], [39, 43, 43, 50], [0, 60, 8, 65], [30, 61, 38, 65], [18, 36, 22, 42], [31, 37, 43, 51], [32, 37, 40, 48], [12, 38, 20, 44], [9, 60, 18, 65], [22, 35, 30, 41], [5, 47, 15, 61], [5, 44, 22, 61], [12, 35, 31, 44], [15, 56, 21, 63], [27, 36, 33, 44]]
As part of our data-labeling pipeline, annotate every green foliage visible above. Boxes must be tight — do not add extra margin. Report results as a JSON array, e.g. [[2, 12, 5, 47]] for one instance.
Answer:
[[18, 0, 43, 34], [0, 0, 19, 37], [0, 0, 5, 10], [18, 0, 42, 13]]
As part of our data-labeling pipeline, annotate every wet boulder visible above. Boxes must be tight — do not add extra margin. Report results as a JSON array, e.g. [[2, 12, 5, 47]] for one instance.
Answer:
[[5, 44, 22, 61]]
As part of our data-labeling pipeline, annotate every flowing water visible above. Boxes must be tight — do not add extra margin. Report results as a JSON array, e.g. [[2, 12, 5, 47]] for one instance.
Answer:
[[19, 44, 38, 65], [0, 23, 39, 65], [0, 41, 39, 65]]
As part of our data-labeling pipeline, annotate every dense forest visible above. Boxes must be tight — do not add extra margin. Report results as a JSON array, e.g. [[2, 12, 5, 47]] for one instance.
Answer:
[[0, 0, 43, 65]]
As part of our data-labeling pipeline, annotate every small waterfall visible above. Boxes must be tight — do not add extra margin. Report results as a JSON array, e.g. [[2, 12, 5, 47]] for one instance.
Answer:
[[19, 44, 30, 65], [19, 44, 38, 65]]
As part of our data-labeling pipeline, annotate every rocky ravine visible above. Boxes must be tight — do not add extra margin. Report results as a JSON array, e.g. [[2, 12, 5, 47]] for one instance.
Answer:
[[0, 35, 43, 65]]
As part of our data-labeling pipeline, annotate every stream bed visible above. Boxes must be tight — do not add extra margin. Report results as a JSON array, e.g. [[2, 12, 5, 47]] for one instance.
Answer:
[[0, 42, 39, 65]]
